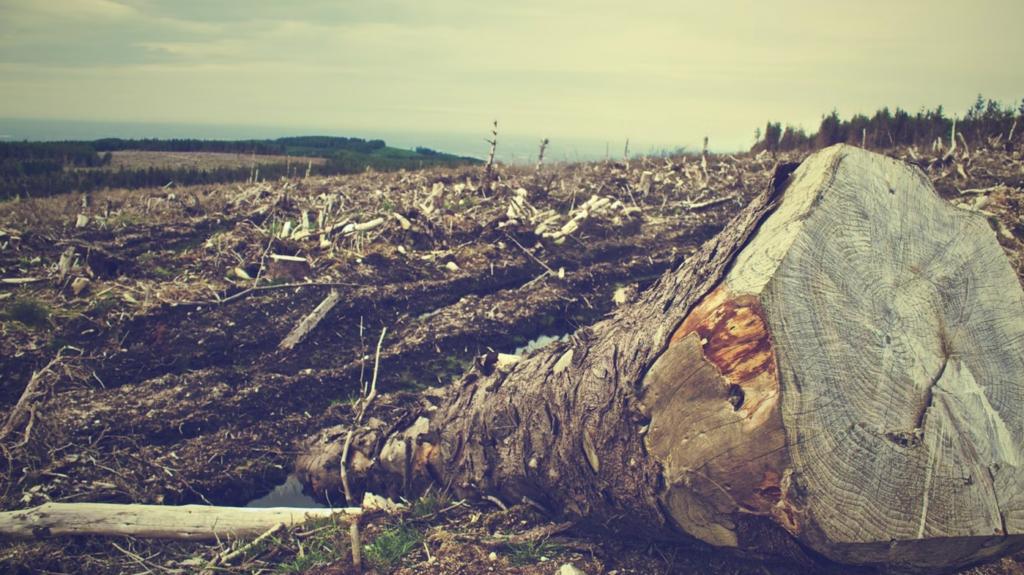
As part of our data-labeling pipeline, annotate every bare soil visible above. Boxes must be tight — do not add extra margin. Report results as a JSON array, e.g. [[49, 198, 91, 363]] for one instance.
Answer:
[[1, 143, 1022, 574]]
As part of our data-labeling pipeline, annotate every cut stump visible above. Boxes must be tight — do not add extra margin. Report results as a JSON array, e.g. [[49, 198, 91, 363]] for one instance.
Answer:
[[641, 144, 1024, 572]]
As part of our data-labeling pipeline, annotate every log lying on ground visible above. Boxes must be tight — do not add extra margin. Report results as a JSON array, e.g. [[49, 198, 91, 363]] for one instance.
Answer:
[[0, 502, 359, 542], [297, 144, 1024, 574], [278, 288, 342, 350]]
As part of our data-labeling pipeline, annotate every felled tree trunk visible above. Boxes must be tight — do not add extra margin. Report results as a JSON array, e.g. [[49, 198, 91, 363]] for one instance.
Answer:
[[297, 145, 1024, 574]]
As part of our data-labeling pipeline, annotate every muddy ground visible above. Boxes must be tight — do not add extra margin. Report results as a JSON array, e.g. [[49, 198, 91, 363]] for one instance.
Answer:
[[1, 143, 1023, 574]]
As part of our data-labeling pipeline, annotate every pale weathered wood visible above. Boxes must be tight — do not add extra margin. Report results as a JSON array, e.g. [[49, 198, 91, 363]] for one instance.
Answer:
[[641, 144, 1024, 573], [279, 289, 342, 350], [757, 145, 1024, 570], [0, 502, 359, 542]]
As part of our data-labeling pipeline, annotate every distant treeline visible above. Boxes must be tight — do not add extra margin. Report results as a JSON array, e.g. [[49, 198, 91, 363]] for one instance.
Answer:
[[0, 136, 480, 200], [91, 138, 285, 155], [0, 141, 113, 169], [0, 164, 304, 200], [86, 135, 389, 157], [274, 136, 387, 156], [752, 95, 1023, 154]]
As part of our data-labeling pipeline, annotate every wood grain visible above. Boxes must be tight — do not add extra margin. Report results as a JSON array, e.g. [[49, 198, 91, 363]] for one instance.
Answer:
[[755, 145, 1024, 571]]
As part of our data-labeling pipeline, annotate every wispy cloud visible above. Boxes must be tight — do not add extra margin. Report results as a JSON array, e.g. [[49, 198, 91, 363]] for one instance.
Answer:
[[0, 0, 1020, 150], [26, 0, 138, 20], [136, 39, 246, 59]]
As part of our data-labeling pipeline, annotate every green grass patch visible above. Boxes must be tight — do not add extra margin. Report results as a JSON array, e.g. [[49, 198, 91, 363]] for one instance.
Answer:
[[506, 537, 563, 565], [90, 296, 118, 316], [110, 214, 142, 228], [1, 299, 50, 329], [270, 514, 351, 573], [169, 236, 205, 253], [261, 276, 293, 287], [274, 541, 335, 573], [46, 337, 71, 352], [412, 488, 452, 519], [365, 522, 422, 570], [329, 394, 360, 407], [153, 266, 176, 279]]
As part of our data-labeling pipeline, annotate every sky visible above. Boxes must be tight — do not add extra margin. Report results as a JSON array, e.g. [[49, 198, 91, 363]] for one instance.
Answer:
[[0, 0, 1022, 153]]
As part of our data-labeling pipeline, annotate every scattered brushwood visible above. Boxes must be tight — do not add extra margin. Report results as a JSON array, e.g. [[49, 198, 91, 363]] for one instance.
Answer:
[[1, 143, 1022, 574], [889, 133, 1024, 286], [0, 146, 771, 495]]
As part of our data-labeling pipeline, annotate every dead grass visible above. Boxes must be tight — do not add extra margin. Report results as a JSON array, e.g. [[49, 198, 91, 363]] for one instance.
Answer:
[[104, 150, 327, 171]]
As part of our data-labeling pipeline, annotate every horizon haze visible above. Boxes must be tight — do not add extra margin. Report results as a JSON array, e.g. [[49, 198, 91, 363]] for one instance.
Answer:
[[1, 0, 1022, 153]]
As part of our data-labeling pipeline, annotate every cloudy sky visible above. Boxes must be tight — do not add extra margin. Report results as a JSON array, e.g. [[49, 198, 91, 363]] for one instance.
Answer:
[[0, 0, 1021, 152]]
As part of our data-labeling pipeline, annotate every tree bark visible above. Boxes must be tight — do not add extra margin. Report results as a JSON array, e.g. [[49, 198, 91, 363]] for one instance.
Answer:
[[297, 144, 1024, 574]]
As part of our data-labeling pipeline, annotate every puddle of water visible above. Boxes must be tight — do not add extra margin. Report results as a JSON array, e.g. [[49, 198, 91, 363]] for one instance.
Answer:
[[246, 474, 324, 508], [514, 333, 570, 356]]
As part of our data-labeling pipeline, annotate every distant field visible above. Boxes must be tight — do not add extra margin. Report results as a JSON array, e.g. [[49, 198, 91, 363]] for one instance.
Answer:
[[0, 137, 480, 199], [107, 150, 327, 171]]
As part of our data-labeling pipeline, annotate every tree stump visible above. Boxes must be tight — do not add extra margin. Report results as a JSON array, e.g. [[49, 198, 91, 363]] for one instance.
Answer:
[[642, 145, 1024, 572], [298, 144, 1024, 573]]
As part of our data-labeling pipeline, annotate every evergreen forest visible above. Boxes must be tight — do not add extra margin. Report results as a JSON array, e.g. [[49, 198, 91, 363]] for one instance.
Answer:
[[752, 94, 1022, 154], [0, 135, 480, 200]]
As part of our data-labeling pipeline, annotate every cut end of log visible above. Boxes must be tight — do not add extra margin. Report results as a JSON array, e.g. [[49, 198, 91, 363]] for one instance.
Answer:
[[643, 144, 1024, 573]]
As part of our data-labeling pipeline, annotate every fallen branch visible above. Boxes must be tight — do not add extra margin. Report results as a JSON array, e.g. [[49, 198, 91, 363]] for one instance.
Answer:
[[176, 281, 360, 306], [682, 194, 736, 211], [958, 185, 1006, 195], [520, 269, 551, 291], [279, 289, 342, 351], [489, 521, 575, 547], [203, 521, 285, 572], [506, 234, 555, 275], [0, 356, 61, 444], [252, 236, 275, 287], [340, 327, 388, 505], [0, 502, 360, 542]]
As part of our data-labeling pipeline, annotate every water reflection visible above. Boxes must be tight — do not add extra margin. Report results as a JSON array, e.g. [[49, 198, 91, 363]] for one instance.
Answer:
[[246, 474, 324, 508], [514, 333, 570, 356]]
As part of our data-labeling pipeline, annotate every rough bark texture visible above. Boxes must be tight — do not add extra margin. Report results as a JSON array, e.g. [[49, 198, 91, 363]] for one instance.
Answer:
[[420, 179, 783, 531], [306, 163, 796, 532]]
